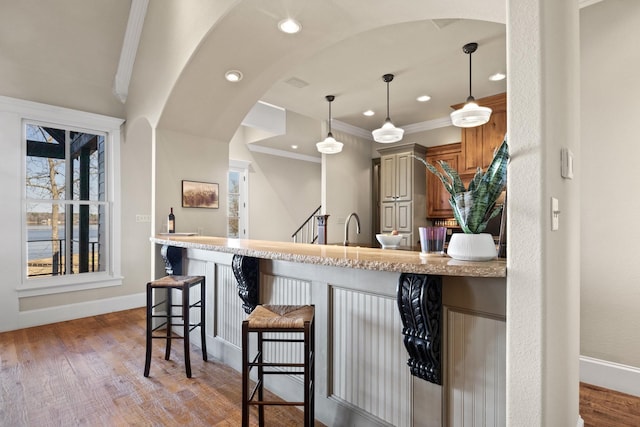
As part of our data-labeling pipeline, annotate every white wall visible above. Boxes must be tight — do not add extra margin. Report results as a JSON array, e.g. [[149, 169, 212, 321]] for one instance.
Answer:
[[121, 117, 154, 288], [229, 126, 322, 242], [580, 0, 640, 369], [325, 130, 373, 245], [155, 128, 229, 236], [507, 0, 580, 425], [0, 106, 24, 330]]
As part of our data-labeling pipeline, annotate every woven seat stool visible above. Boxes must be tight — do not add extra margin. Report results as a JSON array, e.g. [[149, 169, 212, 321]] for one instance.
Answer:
[[242, 304, 315, 427], [144, 275, 207, 378]]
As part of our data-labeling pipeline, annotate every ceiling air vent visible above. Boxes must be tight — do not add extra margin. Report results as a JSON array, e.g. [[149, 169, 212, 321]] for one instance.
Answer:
[[284, 77, 309, 88]]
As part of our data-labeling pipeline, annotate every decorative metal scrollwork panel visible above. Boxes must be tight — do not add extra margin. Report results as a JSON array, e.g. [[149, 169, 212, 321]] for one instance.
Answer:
[[231, 254, 259, 314], [160, 245, 184, 275], [396, 273, 442, 385]]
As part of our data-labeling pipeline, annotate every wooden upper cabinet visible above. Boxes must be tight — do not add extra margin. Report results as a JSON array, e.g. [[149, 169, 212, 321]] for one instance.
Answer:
[[452, 92, 507, 174], [426, 143, 461, 218]]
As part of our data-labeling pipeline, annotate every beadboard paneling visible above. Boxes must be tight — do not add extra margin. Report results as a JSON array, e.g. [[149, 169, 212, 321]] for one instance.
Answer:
[[331, 286, 412, 427], [215, 263, 244, 347], [446, 310, 506, 426]]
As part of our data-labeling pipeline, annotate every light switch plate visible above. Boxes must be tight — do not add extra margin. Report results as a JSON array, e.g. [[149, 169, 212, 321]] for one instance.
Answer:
[[551, 197, 560, 231], [136, 214, 151, 223], [561, 148, 574, 179]]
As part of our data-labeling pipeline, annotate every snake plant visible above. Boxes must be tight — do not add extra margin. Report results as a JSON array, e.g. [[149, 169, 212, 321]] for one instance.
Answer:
[[415, 137, 508, 234]]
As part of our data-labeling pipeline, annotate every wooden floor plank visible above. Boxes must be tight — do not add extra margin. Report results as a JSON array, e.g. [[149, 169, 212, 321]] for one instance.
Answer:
[[580, 382, 640, 427], [0, 308, 320, 426], [1, 307, 639, 426]]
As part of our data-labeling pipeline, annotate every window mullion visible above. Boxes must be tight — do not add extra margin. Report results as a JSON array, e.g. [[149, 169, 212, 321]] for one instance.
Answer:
[[64, 129, 73, 275]]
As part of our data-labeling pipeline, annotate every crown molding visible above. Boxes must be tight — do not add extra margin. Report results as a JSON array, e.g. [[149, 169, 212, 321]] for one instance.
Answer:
[[331, 120, 374, 140], [113, 0, 149, 103], [403, 116, 453, 134], [332, 115, 454, 140]]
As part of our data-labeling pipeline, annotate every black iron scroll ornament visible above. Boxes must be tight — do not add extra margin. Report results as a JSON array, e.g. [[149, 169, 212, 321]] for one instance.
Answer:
[[231, 254, 260, 314], [396, 273, 443, 385], [160, 245, 184, 275]]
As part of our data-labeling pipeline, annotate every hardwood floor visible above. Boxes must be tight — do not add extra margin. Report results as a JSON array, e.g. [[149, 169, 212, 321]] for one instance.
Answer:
[[0, 308, 321, 426], [1, 308, 639, 426], [580, 382, 640, 427]]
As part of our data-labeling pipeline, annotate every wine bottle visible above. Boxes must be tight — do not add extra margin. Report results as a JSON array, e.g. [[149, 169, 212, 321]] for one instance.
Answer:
[[167, 207, 175, 233]]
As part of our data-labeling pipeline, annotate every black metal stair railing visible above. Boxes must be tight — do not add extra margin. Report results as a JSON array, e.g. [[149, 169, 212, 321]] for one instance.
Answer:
[[291, 205, 322, 244]]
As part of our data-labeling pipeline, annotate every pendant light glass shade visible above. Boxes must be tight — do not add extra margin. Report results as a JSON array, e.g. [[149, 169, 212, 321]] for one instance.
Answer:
[[373, 74, 404, 143], [450, 99, 492, 128], [317, 95, 343, 154], [450, 43, 492, 128]]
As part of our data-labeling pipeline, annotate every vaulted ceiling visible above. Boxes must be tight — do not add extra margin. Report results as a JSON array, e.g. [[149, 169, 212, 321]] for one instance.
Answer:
[[0, 0, 600, 157]]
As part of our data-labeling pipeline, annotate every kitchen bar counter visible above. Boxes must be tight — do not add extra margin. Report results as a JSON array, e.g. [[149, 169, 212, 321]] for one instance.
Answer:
[[151, 234, 506, 278], [151, 235, 506, 426]]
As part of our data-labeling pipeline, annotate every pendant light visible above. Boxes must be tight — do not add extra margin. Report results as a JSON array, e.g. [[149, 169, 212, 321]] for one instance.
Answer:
[[372, 74, 404, 143], [316, 95, 343, 154], [450, 42, 492, 128]]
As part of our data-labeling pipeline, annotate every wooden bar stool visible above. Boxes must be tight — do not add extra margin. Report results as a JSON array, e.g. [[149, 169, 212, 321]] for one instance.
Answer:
[[144, 275, 207, 378], [242, 304, 315, 427]]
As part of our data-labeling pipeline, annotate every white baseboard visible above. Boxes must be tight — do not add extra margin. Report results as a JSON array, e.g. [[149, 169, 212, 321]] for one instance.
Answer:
[[576, 415, 584, 427], [580, 355, 640, 397], [18, 292, 145, 329]]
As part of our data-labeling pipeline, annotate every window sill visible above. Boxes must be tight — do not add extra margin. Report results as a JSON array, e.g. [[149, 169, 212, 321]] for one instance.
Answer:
[[17, 274, 124, 297]]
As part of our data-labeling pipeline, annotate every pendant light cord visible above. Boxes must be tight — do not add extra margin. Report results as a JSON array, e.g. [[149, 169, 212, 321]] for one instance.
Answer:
[[328, 100, 332, 134], [386, 80, 390, 119], [468, 51, 473, 100]]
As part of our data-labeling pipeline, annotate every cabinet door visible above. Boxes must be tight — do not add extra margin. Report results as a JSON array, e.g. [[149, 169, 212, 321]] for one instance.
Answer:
[[426, 143, 461, 218], [395, 152, 413, 201], [380, 155, 397, 202], [427, 152, 459, 218], [380, 202, 396, 232], [456, 93, 506, 174], [460, 126, 483, 174], [396, 200, 412, 233], [482, 109, 507, 167], [380, 200, 412, 234]]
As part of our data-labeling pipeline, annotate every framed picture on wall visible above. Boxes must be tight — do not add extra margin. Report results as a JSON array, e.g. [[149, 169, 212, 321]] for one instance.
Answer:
[[181, 180, 219, 209]]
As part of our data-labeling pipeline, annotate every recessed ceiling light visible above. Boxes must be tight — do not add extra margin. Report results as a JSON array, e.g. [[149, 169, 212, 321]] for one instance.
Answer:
[[363, 110, 375, 116], [417, 95, 431, 102], [278, 18, 301, 34], [489, 72, 506, 81], [291, 145, 298, 149], [225, 70, 243, 82]]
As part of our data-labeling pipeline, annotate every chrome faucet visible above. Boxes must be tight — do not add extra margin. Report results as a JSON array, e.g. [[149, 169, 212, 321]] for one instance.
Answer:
[[343, 212, 361, 246]]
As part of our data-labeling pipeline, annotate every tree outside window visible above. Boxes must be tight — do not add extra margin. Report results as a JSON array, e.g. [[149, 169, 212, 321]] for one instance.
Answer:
[[25, 123, 106, 278]]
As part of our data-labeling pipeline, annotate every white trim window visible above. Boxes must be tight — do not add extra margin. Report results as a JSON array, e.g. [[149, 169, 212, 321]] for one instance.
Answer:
[[228, 159, 249, 239], [3, 97, 124, 296]]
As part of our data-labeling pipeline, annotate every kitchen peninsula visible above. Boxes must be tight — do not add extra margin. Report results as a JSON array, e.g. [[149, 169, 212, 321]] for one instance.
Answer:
[[151, 235, 507, 427]]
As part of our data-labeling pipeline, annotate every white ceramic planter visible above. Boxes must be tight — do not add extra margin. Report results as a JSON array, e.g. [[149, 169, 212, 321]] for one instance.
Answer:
[[447, 233, 497, 261]]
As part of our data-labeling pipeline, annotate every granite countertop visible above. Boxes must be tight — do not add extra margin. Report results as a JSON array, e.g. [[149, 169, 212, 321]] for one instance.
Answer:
[[151, 235, 506, 278]]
